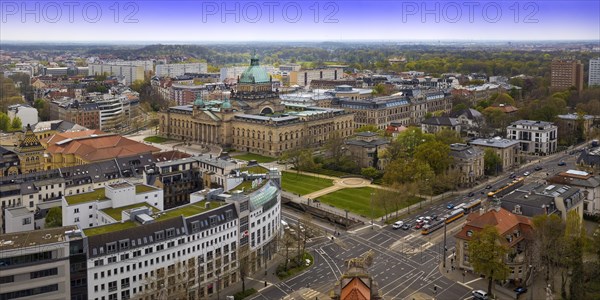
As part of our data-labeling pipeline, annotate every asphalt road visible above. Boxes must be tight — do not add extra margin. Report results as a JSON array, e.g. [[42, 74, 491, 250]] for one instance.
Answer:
[[250, 149, 586, 300], [252, 208, 473, 300]]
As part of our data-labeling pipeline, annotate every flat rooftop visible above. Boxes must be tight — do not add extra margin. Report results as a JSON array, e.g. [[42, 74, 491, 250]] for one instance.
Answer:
[[0, 226, 79, 251], [135, 184, 158, 193], [65, 188, 107, 205], [101, 203, 158, 221], [83, 201, 226, 236]]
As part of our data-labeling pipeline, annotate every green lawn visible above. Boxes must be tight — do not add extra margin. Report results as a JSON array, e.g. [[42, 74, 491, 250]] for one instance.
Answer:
[[281, 171, 334, 196], [143, 136, 168, 143], [65, 188, 107, 205], [84, 201, 226, 236], [156, 201, 225, 220], [316, 187, 424, 219], [233, 153, 276, 163], [83, 221, 139, 236], [101, 203, 157, 221], [240, 166, 268, 173], [135, 184, 158, 193]]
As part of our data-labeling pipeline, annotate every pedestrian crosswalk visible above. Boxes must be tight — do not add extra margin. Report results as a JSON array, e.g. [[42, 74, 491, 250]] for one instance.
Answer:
[[282, 288, 326, 300]]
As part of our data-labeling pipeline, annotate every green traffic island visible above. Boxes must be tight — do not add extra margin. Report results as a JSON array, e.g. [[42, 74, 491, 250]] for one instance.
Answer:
[[233, 288, 257, 300], [231, 153, 277, 163], [143, 136, 169, 143], [276, 252, 314, 280]]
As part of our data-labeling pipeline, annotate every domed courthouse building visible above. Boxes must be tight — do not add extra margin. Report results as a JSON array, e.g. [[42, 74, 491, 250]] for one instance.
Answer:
[[159, 56, 354, 157]]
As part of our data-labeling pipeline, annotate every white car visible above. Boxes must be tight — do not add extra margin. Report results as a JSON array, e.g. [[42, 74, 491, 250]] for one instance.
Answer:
[[392, 221, 404, 229], [523, 171, 531, 176], [416, 216, 425, 223], [472, 289, 488, 300]]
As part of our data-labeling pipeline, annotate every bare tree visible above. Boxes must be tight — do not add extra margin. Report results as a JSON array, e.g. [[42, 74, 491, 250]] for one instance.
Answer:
[[373, 186, 395, 221], [295, 213, 314, 266], [134, 260, 195, 300]]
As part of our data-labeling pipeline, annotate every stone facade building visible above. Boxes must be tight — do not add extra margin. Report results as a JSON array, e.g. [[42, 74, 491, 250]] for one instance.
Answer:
[[159, 57, 354, 157]]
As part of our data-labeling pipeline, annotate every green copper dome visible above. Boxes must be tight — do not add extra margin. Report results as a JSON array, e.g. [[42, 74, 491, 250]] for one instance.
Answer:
[[239, 55, 270, 84], [222, 98, 232, 109], [194, 93, 204, 107]]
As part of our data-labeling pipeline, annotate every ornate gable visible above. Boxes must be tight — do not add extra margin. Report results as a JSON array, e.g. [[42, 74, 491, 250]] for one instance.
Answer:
[[16, 124, 44, 153]]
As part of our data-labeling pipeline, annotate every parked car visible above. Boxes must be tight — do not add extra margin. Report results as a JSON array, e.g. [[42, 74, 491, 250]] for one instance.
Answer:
[[401, 223, 411, 230], [416, 216, 425, 223], [392, 221, 404, 229], [446, 203, 455, 209], [558, 161, 566, 166], [514, 287, 528, 295], [509, 173, 517, 179], [534, 166, 543, 171], [485, 185, 492, 189], [468, 192, 475, 197], [415, 223, 423, 229], [472, 289, 489, 300], [431, 214, 438, 220]]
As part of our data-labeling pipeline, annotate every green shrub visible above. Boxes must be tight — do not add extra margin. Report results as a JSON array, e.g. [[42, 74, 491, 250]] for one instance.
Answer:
[[234, 288, 257, 300]]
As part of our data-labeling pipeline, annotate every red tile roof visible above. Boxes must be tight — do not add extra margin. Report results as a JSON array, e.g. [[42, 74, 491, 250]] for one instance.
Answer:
[[43, 130, 160, 162], [455, 208, 533, 242]]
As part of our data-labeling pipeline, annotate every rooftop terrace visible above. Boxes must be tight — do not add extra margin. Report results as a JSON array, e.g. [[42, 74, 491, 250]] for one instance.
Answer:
[[83, 201, 226, 236], [101, 203, 158, 221], [65, 188, 107, 205]]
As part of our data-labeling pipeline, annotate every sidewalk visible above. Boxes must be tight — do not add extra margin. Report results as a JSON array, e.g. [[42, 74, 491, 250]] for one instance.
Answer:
[[282, 191, 372, 225], [208, 256, 284, 300], [439, 262, 517, 300], [275, 144, 579, 229]]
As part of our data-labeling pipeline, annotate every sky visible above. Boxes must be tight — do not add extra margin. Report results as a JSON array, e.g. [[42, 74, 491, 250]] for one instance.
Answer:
[[1, 0, 599, 42]]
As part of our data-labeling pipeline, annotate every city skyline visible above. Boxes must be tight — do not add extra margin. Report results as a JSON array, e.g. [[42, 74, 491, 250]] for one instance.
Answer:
[[1, 1, 598, 42]]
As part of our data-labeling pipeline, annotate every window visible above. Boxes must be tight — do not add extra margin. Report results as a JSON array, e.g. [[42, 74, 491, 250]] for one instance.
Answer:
[[30, 268, 58, 279], [108, 256, 117, 263], [106, 243, 117, 253], [108, 281, 117, 292], [22, 217, 31, 225]]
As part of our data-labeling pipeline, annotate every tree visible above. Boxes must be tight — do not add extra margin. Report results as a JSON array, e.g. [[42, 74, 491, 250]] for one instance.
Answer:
[[135, 260, 194, 299], [33, 99, 51, 121], [325, 131, 347, 166], [414, 140, 451, 175], [295, 213, 315, 266], [10, 116, 22, 130], [563, 211, 586, 300], [373, 186, 395, 220], [532, 214, 565, 287], [483, 149, 502, 175], [382, 158, 434, 186], [278, 230, 296, 273], [361, 167, 379, 179], [0, 112, 9, 132], [468, 225, 510, 296], [355, 125, 383, 135], [45, 207, 62, 228], [434, 129, 462, 145], [386, 127, 434, 160]]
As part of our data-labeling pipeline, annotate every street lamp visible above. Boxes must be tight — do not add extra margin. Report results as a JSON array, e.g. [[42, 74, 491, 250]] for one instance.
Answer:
[[442, 219, 447, 269], [370, 192, 375, 229]]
